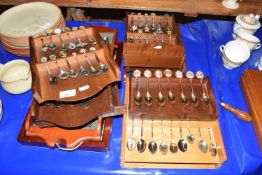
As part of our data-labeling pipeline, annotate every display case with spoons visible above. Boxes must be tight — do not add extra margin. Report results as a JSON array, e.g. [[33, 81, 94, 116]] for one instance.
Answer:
[[121, 69, 227, 168], [18, 26, 125, 151], [123, 12, 186, 76]]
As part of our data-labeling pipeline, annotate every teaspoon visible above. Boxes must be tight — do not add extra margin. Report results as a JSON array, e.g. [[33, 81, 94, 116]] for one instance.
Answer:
[[164, 69, 176, 103], [166, 23, 172, 45], [79, 26, 97, 45], [144, 17, 150, 33], [55, 61, 69, 80], [93, 51, 108, 73], [151, 16, 156, 32], [208, 127, 217, 156], [44, 62, 57, 85], [170, 119, 178, 153], [186, 71, 198, 105], [148, 116, 157, 154], [143, 70, 153, 106], [46, 29, 56, 51], [66, 32, 76, 50], [126, 115, 136, 151], [178, 121, 188, 152], [159, 118, 168, 154], [63, 54, 78, 78], [198, 128, 208, 153], [196, 71, 210, 105], [54, 28, 67, 52], [40, 38, 48, 52], [72, 53, 89, 77], [156, 19, 163, 34], [133, 69, 143, 106], [72, 26, 87, 48], [186, 117, 195, 144], [137, 116, 146, 153], [155, 70, 165, 106], [84, 54, 100, 76], [175, 70, 188, 104]]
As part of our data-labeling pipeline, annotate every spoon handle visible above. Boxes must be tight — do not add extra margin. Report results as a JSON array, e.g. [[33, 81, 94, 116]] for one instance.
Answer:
[[220, 102, 252, 122], [198, 128, 202, 138], [208, 127, 213, 143]]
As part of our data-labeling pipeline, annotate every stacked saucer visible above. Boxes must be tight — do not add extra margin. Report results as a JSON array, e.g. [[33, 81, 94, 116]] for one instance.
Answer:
[[0, 2, 65, 57]]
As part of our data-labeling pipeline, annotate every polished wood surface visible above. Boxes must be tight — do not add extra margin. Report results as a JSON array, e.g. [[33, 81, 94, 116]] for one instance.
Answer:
[[18, 106, 113, 150], [129, 77, 218, 121], [121, 78, 227, 168], [0, 0, 261, 16], [124, 14, 186, 71], [29, 27, 121, 103], [240, 70, 262, 151], [32, 85, 120, 128]]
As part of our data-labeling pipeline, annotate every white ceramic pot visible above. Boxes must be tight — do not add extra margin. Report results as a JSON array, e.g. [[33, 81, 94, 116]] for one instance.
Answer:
[[222, 0, 239, 9], [0, 60, 32, 94], [220, 40, 250, 69], [234, 31, 261, 50], [233, 14, 261, 36]]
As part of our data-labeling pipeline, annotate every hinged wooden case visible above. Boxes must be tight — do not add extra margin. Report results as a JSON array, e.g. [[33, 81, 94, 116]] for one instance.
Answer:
[[18, 26, 124, 150], [121, 76, 227, 168], [123, 13, 186, 74]]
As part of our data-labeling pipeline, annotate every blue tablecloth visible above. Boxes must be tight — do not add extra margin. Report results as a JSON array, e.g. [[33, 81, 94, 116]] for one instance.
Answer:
[[0, 20, 262, 175]]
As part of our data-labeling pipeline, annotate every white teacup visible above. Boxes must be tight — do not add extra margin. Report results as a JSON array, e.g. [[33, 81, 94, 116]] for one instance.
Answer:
[[220, 40, 250, 69], [234, 31, 261, 50], [222, 0, 239, 9]]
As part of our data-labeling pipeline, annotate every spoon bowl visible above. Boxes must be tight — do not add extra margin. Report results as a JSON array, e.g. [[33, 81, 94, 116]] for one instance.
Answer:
[[137, 138, 146, 153], [198, 139, 208, 153], [178, 139, 188, 152], [170, 139, 178, 153], [160, 141, 168, 154], [187, 133, 195, 144], [126, 137, 136, 151], [148, 140, 158, 154]]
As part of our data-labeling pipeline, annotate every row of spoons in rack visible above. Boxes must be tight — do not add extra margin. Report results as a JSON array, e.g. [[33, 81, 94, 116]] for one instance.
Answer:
[[126, 117, 217, 156], [129, 13, 172, 35], [132, 69, 210, 107], [43, 52, 108, 86], [128, 13, 173, 45], [40, 26, 100, 63]]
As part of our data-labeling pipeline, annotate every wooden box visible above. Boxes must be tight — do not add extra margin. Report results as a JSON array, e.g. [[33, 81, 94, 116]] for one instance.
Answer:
[[240, 70, 262, 152], [18, 26, 124, 150], [121, 76, 227, 168], [123, 13, 186, 74]]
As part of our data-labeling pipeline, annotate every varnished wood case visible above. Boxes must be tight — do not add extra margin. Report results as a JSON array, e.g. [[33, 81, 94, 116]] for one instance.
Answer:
[[123, 13, 186, 73], [121, 77, 227, 168], [240, 70, 262, 152]]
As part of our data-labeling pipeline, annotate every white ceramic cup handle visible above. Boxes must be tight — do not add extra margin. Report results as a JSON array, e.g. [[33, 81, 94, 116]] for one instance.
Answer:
[[220, 45, 225, 53], [255, 43, 261, 50], [55, 142, 83, 151]]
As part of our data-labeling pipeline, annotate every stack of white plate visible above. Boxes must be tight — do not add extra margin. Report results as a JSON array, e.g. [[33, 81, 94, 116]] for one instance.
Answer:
[[0, 2, 65, 57]]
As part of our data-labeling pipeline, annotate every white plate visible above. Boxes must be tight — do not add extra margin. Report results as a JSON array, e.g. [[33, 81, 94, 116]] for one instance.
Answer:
[[0, 2, 62, 37]]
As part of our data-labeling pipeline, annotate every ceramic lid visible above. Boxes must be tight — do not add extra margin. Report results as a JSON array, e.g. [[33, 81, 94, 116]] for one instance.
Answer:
[[236, 14, 261, 30]]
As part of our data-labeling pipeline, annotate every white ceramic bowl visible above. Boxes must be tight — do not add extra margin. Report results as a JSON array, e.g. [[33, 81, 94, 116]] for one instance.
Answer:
[[220, 40, 250, 69], [0, 60, 32, 94], [0, 2, 61, 37], [234, 31, 261, 50]]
